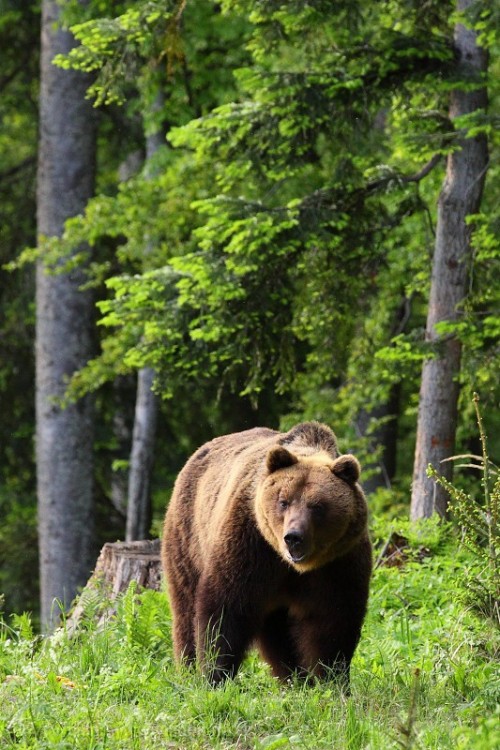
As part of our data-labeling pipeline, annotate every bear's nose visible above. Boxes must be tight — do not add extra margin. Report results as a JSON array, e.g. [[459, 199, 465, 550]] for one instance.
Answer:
[[284, 530, 304, 551]]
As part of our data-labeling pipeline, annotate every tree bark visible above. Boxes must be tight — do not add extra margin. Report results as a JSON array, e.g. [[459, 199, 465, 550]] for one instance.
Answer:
[[410, 0, 488, 519], [83, 539, 162, 598], [36, 0, 96, 629]]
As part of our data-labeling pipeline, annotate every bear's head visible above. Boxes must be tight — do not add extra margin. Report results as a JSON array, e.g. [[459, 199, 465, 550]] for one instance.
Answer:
[[255, 446, 368, 572]]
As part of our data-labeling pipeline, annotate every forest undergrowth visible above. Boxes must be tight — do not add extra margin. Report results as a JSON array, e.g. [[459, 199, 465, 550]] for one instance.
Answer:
[[0, 516, 499, 750]]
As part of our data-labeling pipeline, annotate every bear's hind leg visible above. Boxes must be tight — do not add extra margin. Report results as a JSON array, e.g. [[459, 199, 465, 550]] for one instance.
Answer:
[[164, 530, 198, 664], [257, 608, 300, 680]]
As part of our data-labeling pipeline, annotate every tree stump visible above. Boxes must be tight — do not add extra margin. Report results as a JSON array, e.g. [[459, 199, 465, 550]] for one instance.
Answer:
[[65, 539, 163, 634], [91, 539, 163, 595]]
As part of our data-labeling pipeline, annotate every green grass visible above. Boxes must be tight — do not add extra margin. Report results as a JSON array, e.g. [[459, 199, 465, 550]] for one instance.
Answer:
[[1, 518, 499, 750]]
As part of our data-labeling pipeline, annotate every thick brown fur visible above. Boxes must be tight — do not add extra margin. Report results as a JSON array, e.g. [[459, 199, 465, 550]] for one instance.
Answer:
[[162, 421, 372, 686]]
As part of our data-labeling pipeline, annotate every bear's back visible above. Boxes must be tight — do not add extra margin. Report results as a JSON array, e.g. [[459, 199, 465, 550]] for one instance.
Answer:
[[163, 427, 280, 566], [186, 426, 279, 490]]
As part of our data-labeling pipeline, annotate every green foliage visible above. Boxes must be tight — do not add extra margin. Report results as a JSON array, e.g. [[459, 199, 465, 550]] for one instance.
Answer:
[[86, 4, 483, 403], [0, 521, 499, 748], [114, 583, 172, 656], [32, 1, 253, 402], [24, 0, 498, 439], [0, 489, 38, 621], [34, 0, 498, 522], [55, 0, 250, 120], [55, 1, 192, 106], [427, 394, 500, 625], [82, 0, 453, 408]]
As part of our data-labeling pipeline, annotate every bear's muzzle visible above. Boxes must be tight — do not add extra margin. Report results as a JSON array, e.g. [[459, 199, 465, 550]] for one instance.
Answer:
[[284, 530, 309, 563]]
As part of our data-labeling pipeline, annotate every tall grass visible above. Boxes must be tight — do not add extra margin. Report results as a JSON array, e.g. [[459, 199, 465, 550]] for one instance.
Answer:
[[1, 516, 498, 749]]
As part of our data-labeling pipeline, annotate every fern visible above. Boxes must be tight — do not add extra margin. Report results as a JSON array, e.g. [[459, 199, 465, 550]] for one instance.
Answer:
[[427, 394, 500, 626], [117, 584, 171, 655]]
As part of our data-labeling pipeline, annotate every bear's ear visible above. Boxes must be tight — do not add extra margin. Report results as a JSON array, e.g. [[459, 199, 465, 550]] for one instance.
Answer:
[[267, 446, 298, 473], [331, 454, 360, 485]]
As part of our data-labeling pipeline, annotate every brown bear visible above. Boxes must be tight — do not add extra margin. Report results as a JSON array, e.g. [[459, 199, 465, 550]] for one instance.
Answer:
[[162, 421, 371, 687]]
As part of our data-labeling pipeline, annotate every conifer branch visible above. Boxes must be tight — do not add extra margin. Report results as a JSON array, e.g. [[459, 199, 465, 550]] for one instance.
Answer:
[[402, 154, 442, 183]]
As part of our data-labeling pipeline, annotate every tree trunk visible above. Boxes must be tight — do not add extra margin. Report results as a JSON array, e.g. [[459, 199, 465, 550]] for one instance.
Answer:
[[410, 0, 488, 519], [36, 0, 96, 630], [126, 367, 158, 540], [125, 101, 164, 541]]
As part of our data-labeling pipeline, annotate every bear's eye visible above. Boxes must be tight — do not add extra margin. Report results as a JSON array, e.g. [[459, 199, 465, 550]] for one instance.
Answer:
[[278, 496, 289, 510], [309, 503, 326, 517]]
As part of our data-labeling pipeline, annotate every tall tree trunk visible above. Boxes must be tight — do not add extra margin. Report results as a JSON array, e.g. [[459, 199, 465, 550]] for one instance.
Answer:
[[410, 0, 488, 519], [125, 367, 158, 540], [36, 0, 96, 630], [125, 108, 163, 541]]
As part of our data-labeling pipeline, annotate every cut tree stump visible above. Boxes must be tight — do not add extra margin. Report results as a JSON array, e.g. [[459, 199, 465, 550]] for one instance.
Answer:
[[64, 539, 163, 634], [92, 539, 163, 595]]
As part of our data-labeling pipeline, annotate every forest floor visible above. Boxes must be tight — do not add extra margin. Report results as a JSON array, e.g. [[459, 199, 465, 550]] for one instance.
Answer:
[[0, 517, 498, 750]]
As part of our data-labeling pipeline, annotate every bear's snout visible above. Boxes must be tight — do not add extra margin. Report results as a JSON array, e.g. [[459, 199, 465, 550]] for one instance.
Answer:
[[284, 530, 308, 562]]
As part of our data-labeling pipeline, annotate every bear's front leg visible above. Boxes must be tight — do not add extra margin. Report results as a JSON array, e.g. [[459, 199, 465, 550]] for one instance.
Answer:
[[257, 608, 301, 680], [293, 615, 357, 690], [290, 546, 371, 690], [195, 576, 253, 685]]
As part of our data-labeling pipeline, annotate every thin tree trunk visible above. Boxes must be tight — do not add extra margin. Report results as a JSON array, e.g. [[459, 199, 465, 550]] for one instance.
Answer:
[[125, 111, 163, 541], [410, 0, 488, 519], [36, 0, 96, 630], [126, 367, 158, 540]]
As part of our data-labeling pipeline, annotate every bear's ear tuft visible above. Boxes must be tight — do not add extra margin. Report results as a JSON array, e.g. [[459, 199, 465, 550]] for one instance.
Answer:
[[331, 454, 360, 484], [267, 446, 298, 473]]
